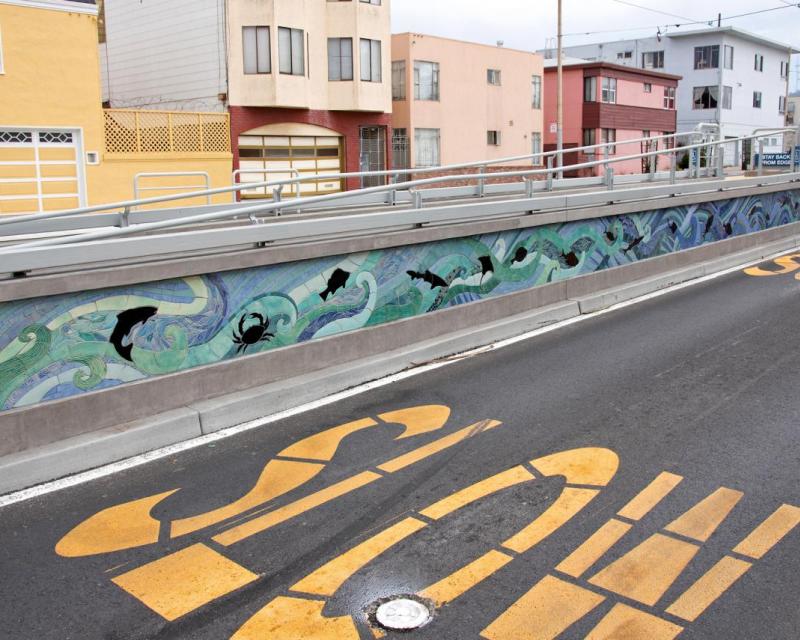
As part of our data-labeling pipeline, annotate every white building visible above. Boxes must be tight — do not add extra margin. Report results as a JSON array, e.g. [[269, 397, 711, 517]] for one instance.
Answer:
[[554, 27, 797, 166]]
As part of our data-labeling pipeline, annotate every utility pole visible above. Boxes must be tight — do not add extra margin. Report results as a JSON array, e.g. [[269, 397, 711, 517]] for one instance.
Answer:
[[557, 0, 563, 176]]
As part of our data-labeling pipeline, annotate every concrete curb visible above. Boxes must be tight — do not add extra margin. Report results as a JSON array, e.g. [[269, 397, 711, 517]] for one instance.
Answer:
[[0, 234, 798, 494]]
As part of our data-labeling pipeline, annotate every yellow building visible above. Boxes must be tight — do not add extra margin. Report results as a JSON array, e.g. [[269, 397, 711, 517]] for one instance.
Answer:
[[0, 0, 232, 214]]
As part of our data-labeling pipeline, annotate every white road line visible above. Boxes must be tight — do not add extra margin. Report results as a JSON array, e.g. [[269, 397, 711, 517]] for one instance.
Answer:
[[0, 248, 793, 507]]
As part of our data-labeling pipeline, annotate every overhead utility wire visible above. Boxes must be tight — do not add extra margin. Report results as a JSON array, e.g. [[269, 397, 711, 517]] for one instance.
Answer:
[[563, 3, 800, 37], [608, 0, 697, 22]]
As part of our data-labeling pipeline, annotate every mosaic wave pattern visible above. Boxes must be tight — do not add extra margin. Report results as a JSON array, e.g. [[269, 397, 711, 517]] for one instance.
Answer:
[[1, 191, 798, 410]]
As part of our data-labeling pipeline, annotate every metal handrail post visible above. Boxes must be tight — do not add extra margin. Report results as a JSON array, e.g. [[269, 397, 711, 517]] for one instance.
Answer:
[[272, 185, 283, 216], [605, 163, 614, 190], [477, 164, 487, 197], [670, 151, 677, 184], [716, 147, 725, 178], [546, 156, 554, 191], [524, 178, 535, 198], [757, 139, 765, 176]]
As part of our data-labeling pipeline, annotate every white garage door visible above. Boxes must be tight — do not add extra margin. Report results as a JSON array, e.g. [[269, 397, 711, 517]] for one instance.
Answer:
[[238, 133, 344, 198], [0, 129, 84, 214]]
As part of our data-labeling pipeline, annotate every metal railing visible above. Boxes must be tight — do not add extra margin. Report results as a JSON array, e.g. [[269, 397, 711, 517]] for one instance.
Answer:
[[231, 168, 301, 204], [0, 130, 692, 229], [2, 127, 797, 258], [133, 172, 211, 205]]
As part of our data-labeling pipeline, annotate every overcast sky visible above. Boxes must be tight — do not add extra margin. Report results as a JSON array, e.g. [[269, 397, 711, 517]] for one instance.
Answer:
[[391, 0, 800, 89]]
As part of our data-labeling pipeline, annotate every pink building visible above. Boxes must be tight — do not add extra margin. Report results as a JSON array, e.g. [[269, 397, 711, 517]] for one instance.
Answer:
[[543, 60, 680, 175]]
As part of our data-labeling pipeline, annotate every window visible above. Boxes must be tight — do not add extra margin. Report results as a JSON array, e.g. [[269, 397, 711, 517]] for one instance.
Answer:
[[617, 51, 632, 60], [392, 60, 406, 100], [641, 51, 664, 69], [582, 128, 596, 148], [583, 76, 597, 102], [414, 60, 439, 100], [327, 38, 353, 81], [644, 83, 652, 93], [243, 27, 270, 74], [780, 60, 789, 79], [487, 69, 501, 85], [663, 86, 675, 109], [694, 45, 719, 70], [779, 96, 786, 114], [601, 77, 617, 103], [724, 45, 734, 70], [722, 85, 732, 110], [360, 38, 381, 82], [531, 132, 542, 162], [601, 128, 616, 154], [360, 0, 381, 4], [414, 128, 440, 167], [531, 75, 542, 109], [693, 86, 718, 109], [788, 102, 796, 125], [487, 130, 501, 145], [753, 91, 762, 108], [754, 53, 763, 72], [278, 27, 304, 75]]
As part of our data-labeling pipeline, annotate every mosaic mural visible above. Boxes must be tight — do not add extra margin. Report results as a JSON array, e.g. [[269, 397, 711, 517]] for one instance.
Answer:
[[1, 191, 798, 410]]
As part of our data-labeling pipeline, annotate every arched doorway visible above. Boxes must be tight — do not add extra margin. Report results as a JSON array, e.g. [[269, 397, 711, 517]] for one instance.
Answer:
[[237, 123, 344, 198]]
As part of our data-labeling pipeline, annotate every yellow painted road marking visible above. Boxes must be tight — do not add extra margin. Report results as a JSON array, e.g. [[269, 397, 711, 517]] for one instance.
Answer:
[[502, 487, 600, 554], [589, 533, 699, 606], [230, 596, 360, 640], [530, 447, 619, 487], [378, 405, 452, 438], [419, 550, 514, 606], [112, 543, 258, 621], [55, 490, 179, 557], [291, 517, 427, 597], [743, 254, 800, 276], [556, 518, 632, 578], [665, 555, 751, 622], [419, 466, 534, 520], [481, 575, 605, 640], [664, 487, 743, 542], [377, 420, 502, 473], [585, 603, 684, 639], [732, 504, 800, 559], [617, 472, 683, 521], [213, 471, 381, 546], [278, 418, 377, 461], [170, 460, 324, 538]]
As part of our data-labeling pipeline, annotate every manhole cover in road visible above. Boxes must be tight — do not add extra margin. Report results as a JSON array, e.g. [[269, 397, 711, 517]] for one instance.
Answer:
[[373, 596, 432, 631]]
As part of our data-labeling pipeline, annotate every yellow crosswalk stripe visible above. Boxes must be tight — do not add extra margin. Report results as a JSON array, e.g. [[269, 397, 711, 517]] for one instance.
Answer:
[[732, 504, 800, 559], [664, 487, 743, 542], [556, 518, 632, 578], [419, 550, 514, 606], [585, 603, 684, 639], [665, 556, 751, 622], [617, 472, 683, 521]]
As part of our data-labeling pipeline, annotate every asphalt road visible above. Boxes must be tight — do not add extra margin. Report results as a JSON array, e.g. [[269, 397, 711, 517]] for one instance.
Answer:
[[1, 253, 799, 640]]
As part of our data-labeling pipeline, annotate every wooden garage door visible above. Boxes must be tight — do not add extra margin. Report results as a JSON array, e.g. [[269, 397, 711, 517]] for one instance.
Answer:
[[0, 129, 82, 214], [238, 134, 344, 198]]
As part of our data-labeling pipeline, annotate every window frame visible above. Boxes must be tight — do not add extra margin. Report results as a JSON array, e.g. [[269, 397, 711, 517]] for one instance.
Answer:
[[643, 82, 652, 93], [582, 128, 596, 149], [531, 131, 542, 163], [414, 127, 440, 167], [601, 128, 616, 154], [278, 27, 305, 76], [583, 76, 597, 102], [754, 53, 764, 72], [487, 130, 501, 146], [722, 85, 732, 110], [601, 77, 617, 104], [414, 60, 440, 101], [359, 0, 381, 4], [694, 45, 719, 70], [663, 86, 676, 109], [753, 91, 762, 109], [641, 50, 664, 69], [392, 60, 406, 100], [327, 37, 353, 81], [692, 86, 718, 110], [359, 38, 382, 82], [531, 75, 542, 109], [487, 69, 502, 85], [242, 26, 271, 75], [723, 45, 734, 70]]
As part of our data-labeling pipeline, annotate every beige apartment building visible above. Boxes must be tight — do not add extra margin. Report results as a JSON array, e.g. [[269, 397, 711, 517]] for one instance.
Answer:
[[391, 34, 545, 170], [101, 0, 393, 193]]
